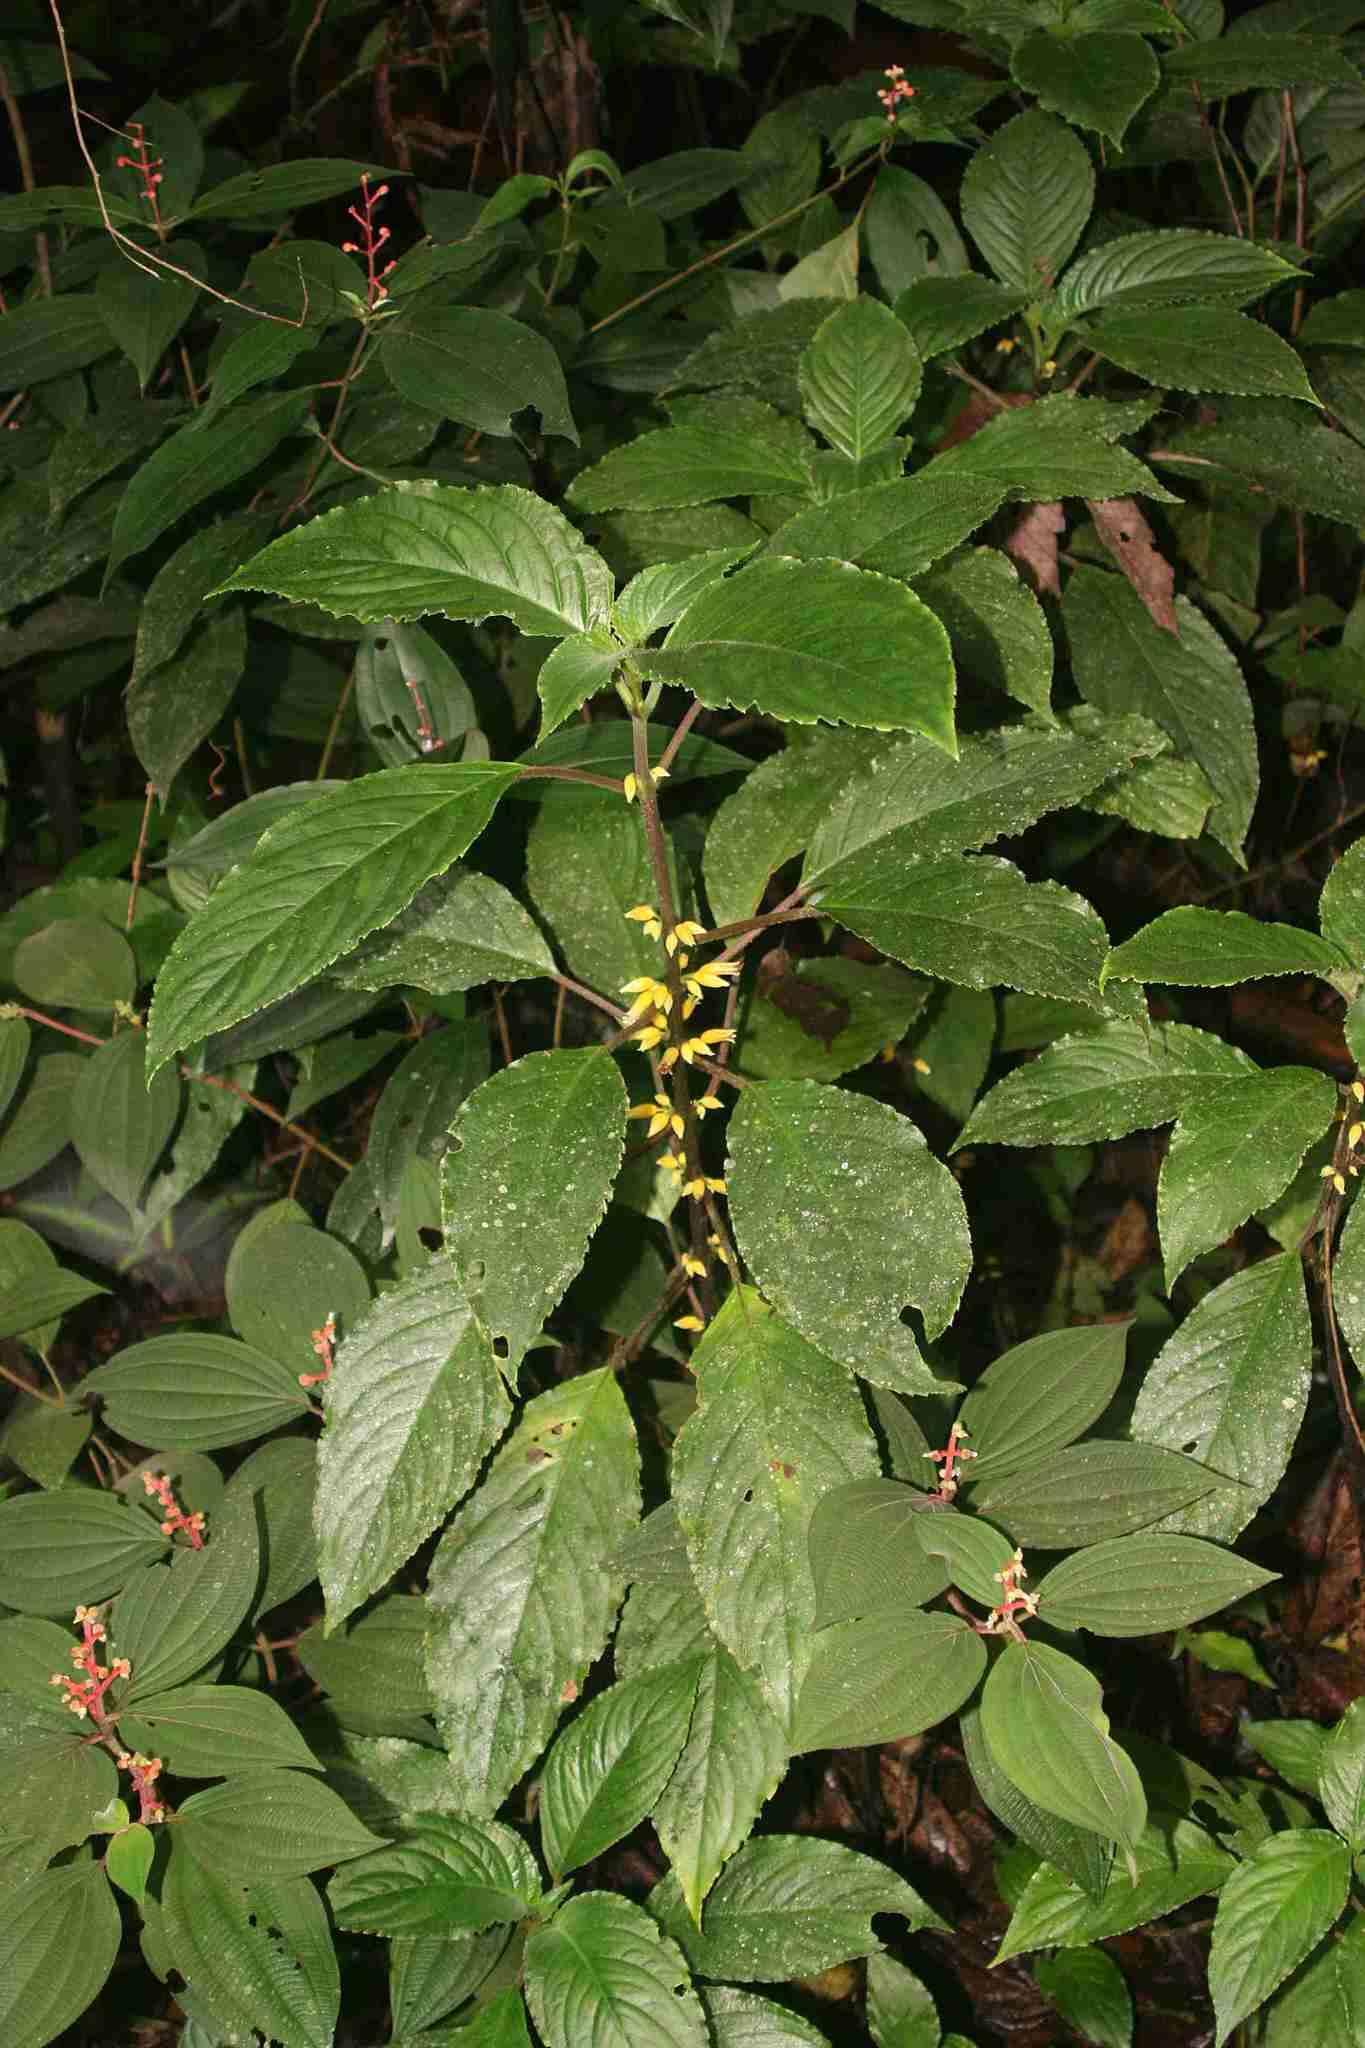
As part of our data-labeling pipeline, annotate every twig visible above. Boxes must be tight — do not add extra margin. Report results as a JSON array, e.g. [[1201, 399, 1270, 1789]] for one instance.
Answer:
[[126, 782, 156, 930], [186, 1066, 355, 1172], [1284, 88, 1308, 332], [316, 667, 356, 779], [0, 1357, 65, 1407], [0, 57, 52, 295], [552, 971, 625, 1024], [7, 1004, 103, 1047], [1193, 797, 1365, 903], [1192, 81, 1244, 236], [703, 906, 822, 946], [658, 698, 704, 778], [491, 985, 513, 1064]]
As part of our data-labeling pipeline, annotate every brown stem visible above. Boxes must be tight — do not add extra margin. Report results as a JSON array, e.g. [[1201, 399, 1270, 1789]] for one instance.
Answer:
[[703, 906, 822, 946], [126, 782, 156, 930], [282, 329, 369, 525], [7, 1004, 104, 1047], [0, 58, 52, 295], [316, 666, 356, 779], [184, 1068, 354, 1173], [657, 698, 704, 778], [607, 1263, 692, 1373], [1192, 82, 1244, 236], [552, 971, 625, 1024], [1284, 89, 1308, 331], [491, 985, 513, 1065], [0, 1357, 65, 1407]]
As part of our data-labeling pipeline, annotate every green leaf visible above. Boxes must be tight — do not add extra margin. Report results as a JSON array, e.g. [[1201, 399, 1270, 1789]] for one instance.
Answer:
[[704, 730, 886, 928], [1322, 837, 1365, 965], [226, 1434, 318, 1615], [362, 1026, 487, 1242], [1321, 1698, 1365, 1852], [1013, 31, 1159, 144], [328, 1817, 542, 1936], [536, 632, 623, 740], [895, 276, 1030, 360], [653, 1644, 787, 1922], [114, 1493, 260, 1698], [820, 851, 1110, 1006], [807, 1478, 952, 1626], [1064, 568, 1257, 858], [671, 1288, 878, 1727], [960, 110, 1094, 292], [190, 156, 402, 220], [915, 1511, 1016, 1607], [959, 1019, 1255, 1149], [0, 1490, 168, 1612], [956, 1323, 1128, 1484], [175, 1768, 383, 1878], [569, 398, 814, 512], [1152, 399, 1365, 528], [525, 1892, 708, 2048], [381, 305, 577, 443], [734, 956, 927, 1086], [106, 389, 309, 583], [317, 1255, 511, 1629], [759, 474, 1006, 583], [914, 548, 1054, 717], [866, 1954, 940, 2048], [541, 1659, 700, 1876], [1257, 1910, 1365, 2044], [86, 1332, 310, 1450], [649, 1834, 943, 1980], [442, 1048, 627, 1378], [160, 1854, 339, 2048], [1034, 1533, 1278, 1635], [791, 1607, 986, 1753], [701, 1985, 832, 2046], [645, 557, 956, 751], [1035, 1947, 1133, 2048], [0, 1016, 29, 1122], [425, 1369, 639, 1812], [612, 547, 754, 643], [805, 718, 1153, 883], [1046, 229, 1304, 324], [146, 762, 518, 1076], [13, 916, 136, 1011], [798, 299, 923, 463], [131, 514, 269, 686], [118, 1683, 322, 1776], [352, 620, 476, 767], [960, 1704, 1113, 1902], [1180, 1629, 1274, 1688], [669, 301, 835, 414], [0, 1391, 91, 1488], [1209, 1832, 1351, 2043], [216, 483, 613, 633], [1105, 905, 1348, 986], [298, 1593, 434, 1726], [0, 1259, 106, 1347], [726, 1081, 971, 1394], [389, 1924, 514, 2035], [994, 1814, 1234, 1961], [981, 1642, 1147, 1849], [524, 790, 672, 998], [1130, 1252, 1311, 1541], [97, 240, 204, 390], [1157, 1067, 1337, 1287], [0, 1723, 119, 1875], [106, 1822, 156, 1906], [70, 1029, 182, 1214], [0, 1053, 82, 1192], [128, 604, 248, 801], [1164, 32, 1360, 92], [931, 397, 1175, 504], [1242, 1718, 1330, 1797], [971, 1442, 1215, 1547], [198, 318, 316, 424], [0, 1863, 121, 2048], [226, 1214, 371, 1370], [0, 296, 116, 391], [1089, 306, 1319, 404]]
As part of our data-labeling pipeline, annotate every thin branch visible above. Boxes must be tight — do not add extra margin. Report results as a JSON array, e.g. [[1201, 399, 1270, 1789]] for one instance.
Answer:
[[552, 971, 625, 1024], [126, 782, 156, 930], [657, 697, 704, 778], [702, 906, 822, 946], [0, 57, 52, 294], [186, 1066, 355, 1172], [0, 1357, 66, 1407]]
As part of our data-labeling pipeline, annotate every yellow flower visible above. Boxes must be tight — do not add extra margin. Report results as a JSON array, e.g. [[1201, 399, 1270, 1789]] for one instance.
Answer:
[[681, 1027, 736, 1064], [996, 336, 1017, 354], [912, 1055, 931, 1075], [620, 975, 673, 1024], [665, 920, 707, 956], [682, 1176, 707, 1199], [623, 767, 669, 803], [659, 1151, 684, 1179], [629, 1093, 683, 1139], [695, 1093, 724, 1116], [632, 1016, 669, 1051], [626, 903, 663, 940], [658, 1045, 680, 1074], [1041, 358, 1057, 376], [682, 994, 700, 1020], [683, 960, 742, 998], [682, 1253, 707, 1278], [675, 1314, 705, 1333], [704, 1175, 727, 1195]]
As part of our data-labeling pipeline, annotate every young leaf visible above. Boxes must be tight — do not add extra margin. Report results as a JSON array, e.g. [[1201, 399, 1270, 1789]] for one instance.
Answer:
[[980, 1641, 1147, 1850], [791, 1608, 986, 1754], [671, 1288, 877, 1726], [1157, 1067, 1336, 1288], [726, 1082, 971, 1395], [1105, 906, 1348, 987], [1064, 568, 1257, 859], [759, 474, 1007, 583], [568, 398, 815, 512], [612, 547, 754, 643], [381, 304, 577, 443], [1130, 1252, 1310, 1539], [993, 1815, 1234, 1961], [425, 1370, 639, 1813], [70, 1028, 182, 1214], [645, 557, 956, 751], [317, 1256, 512, 1630], [0, 1863, 122, 2048], [216, 483, 613, 633], [798, 299, 924, 463], [1033, 1533, 1278, 1636], [959, 110, 1094, 291], [536, 631, 624, 739], [174, 1768, 383, 1879], [160, 1853, 340, 2048], [1320, 1698, 1365, 1853], [85, 1332, 310, 1450], [540, 1659, 701, 1876], [525, 1893, 708, 2048], [441, 1048, 627, 1378], [1034, 1946, 1134, 2048], [649, 1834, 944, 1980], [1209, 1832, 1351, 2044], [970, 1441, 1216, 1548], [146, 762, 519, 1075], [328, 1818, 543, 1936], [652, 1644, 787, 1922], [819, 851, 1110, 1006], [1012, 30, 1159, 145]]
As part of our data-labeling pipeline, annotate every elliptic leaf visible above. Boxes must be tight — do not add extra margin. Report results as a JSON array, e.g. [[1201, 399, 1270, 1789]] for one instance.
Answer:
[[1105, 905, 1349, 987], [118, 1683, 321, 1777], [174, 1768, 383, 1879], [85, 1332, 311, 1451], [970, 1441, 1216, 1548], [160, 1854, 339, 2048], [791, 1608, 986, 1754], [0, 1863, 121, 2048], [798, 299, 924, 463], [1033, 1533, 1278, 1636], [336, 865, 555, 995], [381, 304, 577, 442], [994, 1815, 1234, 1962], [0, 1490, 169, 1613], [1035, 1946, 1134, 2048], [1012, 30, 1159, 144], [960, 110, 1094, 291], [1209, 1832, 1351, 2044], [726, 1082, 971, 1394], [980, 1642, 1147, 1849], [760, 475, 1006, 584], [328, 1817, 542, 1937], [525, 1893, 708, 2048], [653, 1644, 787, 1922], [128, 604, 248, 801], [541, 1659, 701, 1877], [1090, 305, 1319, 404], [71, 1029, 183, 1214], [568, 399, 815, 512]]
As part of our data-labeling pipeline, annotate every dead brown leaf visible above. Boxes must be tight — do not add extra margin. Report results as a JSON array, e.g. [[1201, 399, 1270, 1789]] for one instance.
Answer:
[[1005, 499, 1065, 597], [1088, 495, 1179, 635]]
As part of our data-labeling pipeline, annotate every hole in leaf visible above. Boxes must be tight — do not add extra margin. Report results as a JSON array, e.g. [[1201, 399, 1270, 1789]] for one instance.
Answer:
[[418, 1225, 443, 1252], [493, 1335, 509, 1360]]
